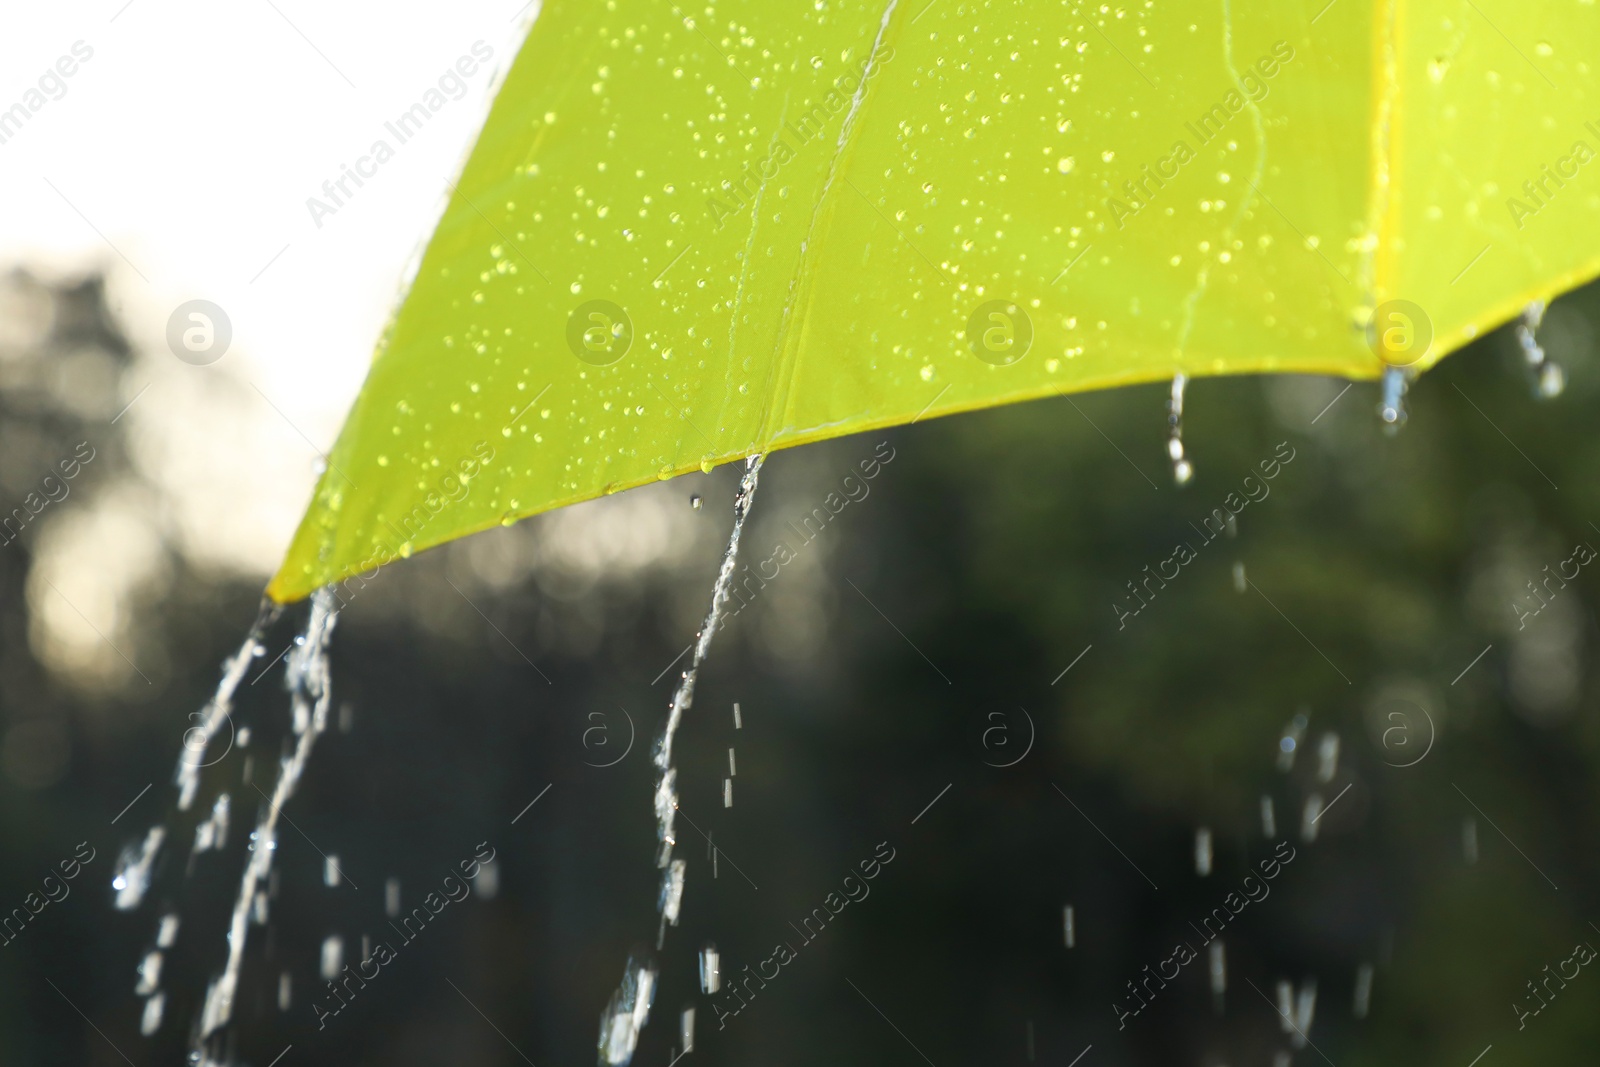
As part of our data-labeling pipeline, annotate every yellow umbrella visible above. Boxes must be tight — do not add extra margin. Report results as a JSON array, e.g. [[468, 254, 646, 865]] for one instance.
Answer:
[[267, 0, 1600, 603]]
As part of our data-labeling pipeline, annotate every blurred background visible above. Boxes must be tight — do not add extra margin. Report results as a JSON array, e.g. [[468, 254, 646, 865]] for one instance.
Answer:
[[3, 3, 1600, 1066]]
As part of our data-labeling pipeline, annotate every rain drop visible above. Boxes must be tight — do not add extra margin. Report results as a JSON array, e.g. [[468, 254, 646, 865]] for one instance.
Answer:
[[1353, 963, 1374, 1019], [699, 943, 721, 993], [1209, 940, 1227, 1012], [1316, 732, 1341, 783], [1194, 827, 1214, 876], [320, 936, 343, 980], [140, 992, 165, 1036]]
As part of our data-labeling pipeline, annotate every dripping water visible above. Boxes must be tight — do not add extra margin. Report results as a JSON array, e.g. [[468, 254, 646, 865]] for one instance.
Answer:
[[1353, 962, 1374, 1019], [1516, 300, 1566, 398], [1209, 940, 1227, 1013], [176, 604, 281, 811], [1167, 373, 1193, 486], [699, 943, 721, 993], [1276, 711, 1308, 772], [1378, 365, 1409, 429], [598, 955, 657, 1066], [1316, 732, 1341, 783], [680, 1006, 695, 1053], [1301, 794, 1324, 843], [600, 455, 766, 1064], [1292, 979, 1318, 1047], [1194, 827, 1213, 876], [193, 588, 340, 1063]]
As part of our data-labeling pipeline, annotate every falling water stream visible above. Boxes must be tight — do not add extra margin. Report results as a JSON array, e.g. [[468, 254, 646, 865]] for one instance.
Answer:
[[193, 588, 340, 1063], [110, 589, 341, 1066], [599, 454, 766, 1066]]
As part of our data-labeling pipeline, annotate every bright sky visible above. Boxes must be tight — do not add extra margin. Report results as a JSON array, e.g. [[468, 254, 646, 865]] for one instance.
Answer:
[[1, 0, 536, 573]]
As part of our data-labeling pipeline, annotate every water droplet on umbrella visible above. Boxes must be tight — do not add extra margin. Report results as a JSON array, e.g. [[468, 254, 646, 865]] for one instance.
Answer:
[[690, 494, 703, 509]]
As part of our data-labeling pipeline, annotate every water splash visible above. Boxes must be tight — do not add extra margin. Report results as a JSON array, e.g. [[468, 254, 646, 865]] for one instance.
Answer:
[[1167, 373, 1193, 486], [193, 588, 340, 1061], [597, 955, 658, 1066], [1515, 300, 1566, 398]]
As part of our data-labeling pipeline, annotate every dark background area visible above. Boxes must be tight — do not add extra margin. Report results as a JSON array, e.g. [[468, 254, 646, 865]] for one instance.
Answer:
[[2, 266, 1598, 1065]]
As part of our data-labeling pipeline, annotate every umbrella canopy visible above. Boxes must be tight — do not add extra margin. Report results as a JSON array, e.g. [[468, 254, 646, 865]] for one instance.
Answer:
[[268, 0, 1600, 603]]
